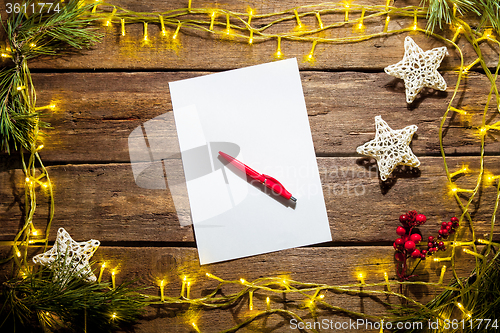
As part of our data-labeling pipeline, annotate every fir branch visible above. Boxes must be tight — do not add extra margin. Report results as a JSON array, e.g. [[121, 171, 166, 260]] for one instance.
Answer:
[[0, 0, 101, 153], [421, 0, 474, 32], [477, 0, 500, 31], [421, 0, 500, 33], [0, 260, 147, 332]]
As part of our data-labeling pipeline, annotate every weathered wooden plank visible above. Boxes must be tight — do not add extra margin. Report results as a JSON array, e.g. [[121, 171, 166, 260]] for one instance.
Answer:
[[1, 157, 498, 243], [2, 0, 492, 71], [14, 70, 500, 164], [0, 246, 476, 332]]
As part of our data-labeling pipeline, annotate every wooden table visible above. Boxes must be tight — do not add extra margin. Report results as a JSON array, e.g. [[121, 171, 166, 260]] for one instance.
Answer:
[[1, 0, 498, 331]]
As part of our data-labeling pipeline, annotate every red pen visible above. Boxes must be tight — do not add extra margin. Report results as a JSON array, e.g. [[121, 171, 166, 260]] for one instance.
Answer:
[[219, 151, 297, 202]]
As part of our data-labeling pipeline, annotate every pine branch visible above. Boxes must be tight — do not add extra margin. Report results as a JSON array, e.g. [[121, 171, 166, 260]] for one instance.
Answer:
[[0, 259, 147, 332], [0, 0, 101, 153], [421, 0, 498, 33]]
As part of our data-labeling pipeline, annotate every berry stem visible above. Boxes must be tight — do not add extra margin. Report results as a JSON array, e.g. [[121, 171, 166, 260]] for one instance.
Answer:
[[409, 258, 422, 277]]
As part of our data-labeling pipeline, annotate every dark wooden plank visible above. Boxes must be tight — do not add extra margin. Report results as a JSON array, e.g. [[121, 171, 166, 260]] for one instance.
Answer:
[[2, 0, 492, 71], [17, 71, 500, 164], [1, 157, 498, 243], [0, 246, 477, 332]]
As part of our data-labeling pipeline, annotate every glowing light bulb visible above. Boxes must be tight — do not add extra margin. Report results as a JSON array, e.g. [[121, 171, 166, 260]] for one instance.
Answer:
[[249, 290, 254, 310], [98, 262, 106, 283], [224, 14, 233, 36], [384, 15, 391, 33], [209, 10, 217, 31], [358, 273, 365, 284], [143, 22, 149, 42], [482, 29, 492, 40], [160, 279, 165, 301], [121, 19, 126, 36], [172, 23, 181, 40], [463, 248, 485, 259], [30, 43, 36, 47], [181, 275, 187, 297], [49, 104, 56, 109], [266, 296, 270, 310], [25, 177, 30, 183], [111, 312, 117, 319], [344, 3, 349, 22], [438, 265, 447, 284], [315, 12, 324, 29], [16, 250, 21, 257], [318, 294, 325, 299], [274, 37, 284, 59], [191, 322, 201, 333], [240, 278, 246, 284], [304, 41, 317, 64], [293, 9, 304, 30], [32, 229, 38, 236], [384, 271, 391, 291], [411, 9, 418, 31]]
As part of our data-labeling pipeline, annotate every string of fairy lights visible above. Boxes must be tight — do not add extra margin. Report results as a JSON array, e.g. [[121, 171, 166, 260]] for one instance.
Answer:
[[89, 0, 430, 63], [2, 0, 500, 331]]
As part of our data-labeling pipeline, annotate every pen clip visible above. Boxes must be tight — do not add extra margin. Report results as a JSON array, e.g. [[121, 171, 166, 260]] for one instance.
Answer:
[[262, 175, 284, 188]]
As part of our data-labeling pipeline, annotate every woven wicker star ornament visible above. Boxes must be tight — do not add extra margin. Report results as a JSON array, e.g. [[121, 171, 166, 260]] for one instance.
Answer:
[[385, 36, 448, 103], [33, 228, 100, 282], [356, 116, 420, 181]]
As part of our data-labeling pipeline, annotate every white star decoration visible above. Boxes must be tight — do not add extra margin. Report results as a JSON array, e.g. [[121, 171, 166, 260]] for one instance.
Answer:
[[33, 228, 100, 282], [356, 116, 420, 181], [385, 36, 448, 103]]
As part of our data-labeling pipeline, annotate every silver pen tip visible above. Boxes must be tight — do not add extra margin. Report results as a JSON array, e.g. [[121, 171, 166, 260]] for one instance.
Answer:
[[290, 196, 297, 202]]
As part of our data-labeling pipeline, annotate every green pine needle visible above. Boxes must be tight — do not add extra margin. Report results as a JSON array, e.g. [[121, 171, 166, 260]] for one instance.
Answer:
[[421, 0, 499, 33], [0, 0, 101, 154], [0, 258, 148, 332]]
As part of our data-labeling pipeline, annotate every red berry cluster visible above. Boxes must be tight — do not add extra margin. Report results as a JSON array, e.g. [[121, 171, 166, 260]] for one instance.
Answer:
[[393, 211, 460, 281], [393, 211, 427, 262], [399, 210, 427, 228], [425, 216, 459, 255]]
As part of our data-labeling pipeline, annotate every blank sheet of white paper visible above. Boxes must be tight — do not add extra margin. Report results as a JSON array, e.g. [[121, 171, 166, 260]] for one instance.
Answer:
[[169, 58, 331, 265]]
